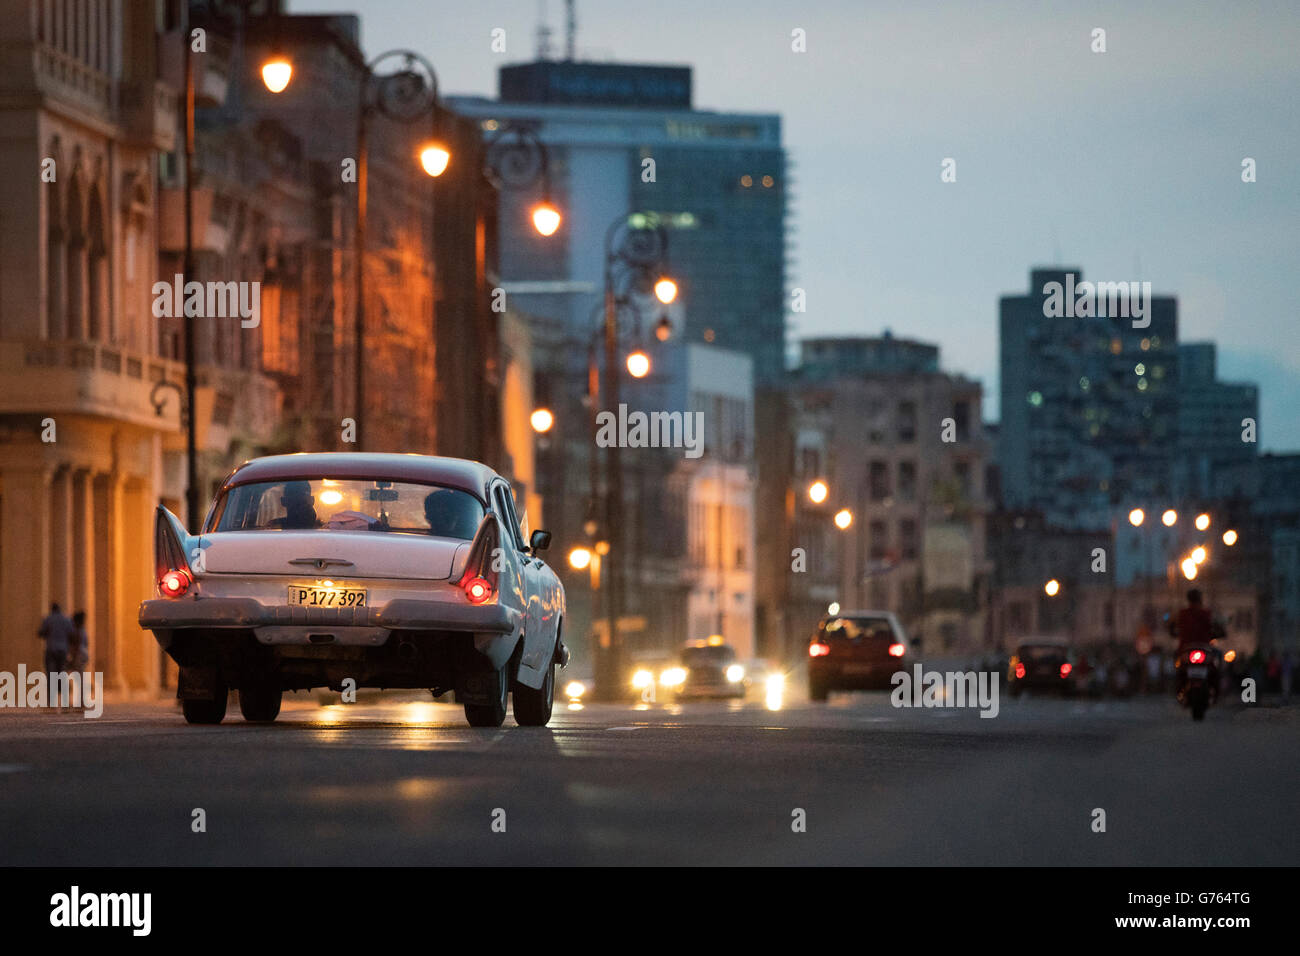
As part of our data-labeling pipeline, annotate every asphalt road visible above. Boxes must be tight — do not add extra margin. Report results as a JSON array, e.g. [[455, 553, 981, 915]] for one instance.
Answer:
[[0, 684, 1295, 866]]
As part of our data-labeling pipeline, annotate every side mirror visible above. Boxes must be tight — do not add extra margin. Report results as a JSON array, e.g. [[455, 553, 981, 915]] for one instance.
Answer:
[[529, 529, 552, 554]]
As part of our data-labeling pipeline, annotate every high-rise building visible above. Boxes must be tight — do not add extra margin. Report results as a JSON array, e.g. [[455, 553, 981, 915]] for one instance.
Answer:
[[1176, 342, 1258, 498], [999, 267, 1179, 530], [446, 60, 788, 385]]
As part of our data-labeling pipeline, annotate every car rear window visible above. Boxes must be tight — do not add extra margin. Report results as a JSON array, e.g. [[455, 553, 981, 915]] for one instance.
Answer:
[[820, 617, 895, 640], [1019, 646, 1067, 661], [209, 479, 484, 538]]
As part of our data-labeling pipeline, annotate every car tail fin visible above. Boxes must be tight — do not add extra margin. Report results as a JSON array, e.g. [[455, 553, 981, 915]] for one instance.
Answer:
[[154, 505, 192, 584], [458, 514, 500, 598]]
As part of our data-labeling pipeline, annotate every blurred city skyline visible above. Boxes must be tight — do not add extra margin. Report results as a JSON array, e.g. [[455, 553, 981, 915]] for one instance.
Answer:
[[293, 0, 1300, 449]]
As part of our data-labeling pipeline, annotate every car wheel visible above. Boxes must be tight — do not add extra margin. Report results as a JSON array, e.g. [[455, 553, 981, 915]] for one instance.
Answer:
[[239, 679, 282, 723], [513, 662, 555, 727], [809, 677, 829, 702], [181, 675, 228, 725], [464, 664, 509, 728]]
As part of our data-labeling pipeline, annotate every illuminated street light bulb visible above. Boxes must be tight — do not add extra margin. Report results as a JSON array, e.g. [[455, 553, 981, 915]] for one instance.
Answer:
[[531, 202, 561, 237], [827, 602, 841, 616], [1222, 529, 1238, 546], [567, 547, 592, 571], [261, 57, 293, 93], [529, 407, 554, 433], [419, 143, 451, 177], [1161, 509, 1178, 527], [833, 508, 853, 530], [808, 480, 829, 504], [1195, 513, 1211, 532], [1192, 546, 1207, 565], [1128, 508, 1145, 527], [626, 350, 651, 378], [1181, 558, 1198, 580], [1044, 578, 1061, 597], [653, 277, 678, 304]]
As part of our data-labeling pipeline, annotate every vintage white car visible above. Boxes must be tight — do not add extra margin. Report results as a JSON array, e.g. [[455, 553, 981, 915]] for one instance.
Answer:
[[139, 453, 568, 728]]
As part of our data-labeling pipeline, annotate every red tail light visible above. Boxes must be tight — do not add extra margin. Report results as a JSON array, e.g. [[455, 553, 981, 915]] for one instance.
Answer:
[[464, 576, 492, 605], [809, 642, 831, 657], [1188, 649, 1206, 664], [1015, 662, 1026, 679], [160, 568, 191, 598], [1059, 662, 1073, 678], [888, 642, 906, 657]]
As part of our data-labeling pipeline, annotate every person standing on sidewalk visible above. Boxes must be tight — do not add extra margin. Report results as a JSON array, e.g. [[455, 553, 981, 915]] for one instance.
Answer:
[[37, 603, 75, 710]]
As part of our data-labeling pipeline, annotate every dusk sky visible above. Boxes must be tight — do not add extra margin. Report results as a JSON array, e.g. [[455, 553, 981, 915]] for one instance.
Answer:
[[294, 0, 1300, 449]]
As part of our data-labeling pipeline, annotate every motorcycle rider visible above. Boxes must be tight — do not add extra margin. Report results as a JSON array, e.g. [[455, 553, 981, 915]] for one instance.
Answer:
[[1172, 588, 1214, 650]]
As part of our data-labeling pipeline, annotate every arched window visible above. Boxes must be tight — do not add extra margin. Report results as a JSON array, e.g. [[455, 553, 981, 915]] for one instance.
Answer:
[[87, 183, 109, 341], [46, 152, 66, 339], [66, 169, 88, 339]]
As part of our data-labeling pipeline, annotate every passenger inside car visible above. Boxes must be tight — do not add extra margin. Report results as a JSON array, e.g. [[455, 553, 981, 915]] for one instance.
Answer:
[[424, 489, 482, 539]]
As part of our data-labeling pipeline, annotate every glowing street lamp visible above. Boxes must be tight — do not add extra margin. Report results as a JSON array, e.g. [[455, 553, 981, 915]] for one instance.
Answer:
[[1195, 513, 1211, 531], [1044, 578, 1061, 597], [654, 277, 678, 304], [1162, 509, 1178, 527], [530, 407, 554, 434], [261, 56, 293, 93], [626, 349, 651, 379], [1192, 546, 1207, 565], [1222, 529, 1238, 546], [419, 143, 451, 177], [808, 480, 829, 504], [1181, 557, 1198, 580], [531, 201, 562, 237], [568, 547, 592, 571], [1128, 508, 1145, 527], [833, 508, 853, 530]]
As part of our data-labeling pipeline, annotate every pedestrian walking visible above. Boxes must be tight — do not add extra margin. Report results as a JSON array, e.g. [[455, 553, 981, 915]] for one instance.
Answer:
[[69, 611, 90, 672], [37, 602, 75, 710]]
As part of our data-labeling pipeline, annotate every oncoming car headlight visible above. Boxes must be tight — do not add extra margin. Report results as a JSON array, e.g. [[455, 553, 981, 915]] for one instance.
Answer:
[[725, 664, 745, 683], [660, 667, 686, 688], [631, 669, 654, 690]]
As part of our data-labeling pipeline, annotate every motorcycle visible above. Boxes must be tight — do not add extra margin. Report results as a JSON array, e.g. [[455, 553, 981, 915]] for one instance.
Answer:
[[1174, 644, 1219, 721]]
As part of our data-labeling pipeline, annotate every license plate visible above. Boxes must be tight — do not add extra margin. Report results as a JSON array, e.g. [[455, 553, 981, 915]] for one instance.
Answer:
[[843, 663, 878, 676], [1187, 665, 1208, 679], [288, 586, 367, 608]]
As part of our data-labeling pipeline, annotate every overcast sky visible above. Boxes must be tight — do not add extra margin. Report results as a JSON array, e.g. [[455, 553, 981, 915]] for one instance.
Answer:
[[293, 0, 1300, 449]]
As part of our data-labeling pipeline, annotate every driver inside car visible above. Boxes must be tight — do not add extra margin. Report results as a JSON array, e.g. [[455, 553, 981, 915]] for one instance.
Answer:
[[271, 480, 321, 530], [424, 489, 480, 539]]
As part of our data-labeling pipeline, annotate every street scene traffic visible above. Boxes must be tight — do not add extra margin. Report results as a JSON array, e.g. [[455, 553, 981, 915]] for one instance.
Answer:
[[0, 0, 1297, 921]]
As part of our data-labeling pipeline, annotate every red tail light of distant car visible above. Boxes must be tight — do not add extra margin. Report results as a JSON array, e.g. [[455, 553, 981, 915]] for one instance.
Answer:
[[1188, 649, 1206, 664], [888, 642, 905, 657], [1015, 662, 1026, 679], [1059, 662, 1072, 678], [809, 642, 830, 657]]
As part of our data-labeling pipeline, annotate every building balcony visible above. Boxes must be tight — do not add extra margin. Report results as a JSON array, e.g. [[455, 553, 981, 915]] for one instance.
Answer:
[[33, 42, 112, 115], [0, 339, 184, 432], [120, 78, 178, 152]]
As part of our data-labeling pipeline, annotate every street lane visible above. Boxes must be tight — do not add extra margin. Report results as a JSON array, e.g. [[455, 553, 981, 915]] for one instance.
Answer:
[[0, 690, 1294, 866]]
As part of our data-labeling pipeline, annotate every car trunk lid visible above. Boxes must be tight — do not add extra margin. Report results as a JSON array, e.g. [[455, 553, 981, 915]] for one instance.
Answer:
[[199, 531, 462, 581]]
